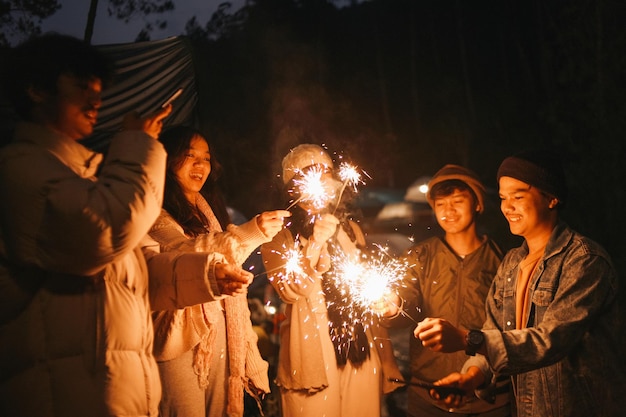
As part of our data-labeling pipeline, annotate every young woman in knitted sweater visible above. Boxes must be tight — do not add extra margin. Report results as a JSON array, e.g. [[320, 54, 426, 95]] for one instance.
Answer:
[[148, 125, 290, 417]]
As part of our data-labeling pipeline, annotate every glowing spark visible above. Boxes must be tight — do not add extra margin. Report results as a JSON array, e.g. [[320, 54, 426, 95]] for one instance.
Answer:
[[333, 162, 367, 215], [283, 247, 305, 277], [329, 247, 407, 314], [338, 162, 363, 192], [286, 165, 335, 211], [260, 238, 312, 289]]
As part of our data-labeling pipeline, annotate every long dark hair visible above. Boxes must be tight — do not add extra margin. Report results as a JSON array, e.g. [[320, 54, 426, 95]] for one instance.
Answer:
[[159, 125, 231, 236]]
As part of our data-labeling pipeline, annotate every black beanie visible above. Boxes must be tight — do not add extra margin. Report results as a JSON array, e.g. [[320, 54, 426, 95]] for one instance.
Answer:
[[497, 150, 568, 203]]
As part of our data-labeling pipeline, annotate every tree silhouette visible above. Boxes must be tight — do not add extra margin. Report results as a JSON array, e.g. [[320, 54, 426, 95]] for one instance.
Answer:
[[0, 0, 61, 46], [174, 0, 625, 276]]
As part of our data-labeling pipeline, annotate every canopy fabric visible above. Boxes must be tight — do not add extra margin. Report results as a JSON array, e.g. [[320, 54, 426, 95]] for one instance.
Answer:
[[85, 36, 198, 151]]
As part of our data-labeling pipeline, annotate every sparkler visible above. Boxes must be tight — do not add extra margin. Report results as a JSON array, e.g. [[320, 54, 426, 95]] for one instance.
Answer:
[[327, 244, 420, 325], [338, 162, 364, 192], [332, 162, 366, 214], [256, 238, 313, 287], [370, 243, 420, 324], [285, 165, 335, 211], [328, 246, 406, 316]]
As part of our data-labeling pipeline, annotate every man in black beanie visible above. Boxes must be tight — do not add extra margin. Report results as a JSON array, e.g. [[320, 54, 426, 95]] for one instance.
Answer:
[[412, 149, 626, 417]]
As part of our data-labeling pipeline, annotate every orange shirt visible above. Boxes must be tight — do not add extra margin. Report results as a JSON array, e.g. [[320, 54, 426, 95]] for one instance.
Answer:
[[515, 247, 545, 329]]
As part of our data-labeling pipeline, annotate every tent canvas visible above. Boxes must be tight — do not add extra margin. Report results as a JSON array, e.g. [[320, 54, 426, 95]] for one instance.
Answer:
[[1, 36, 198, 151], [86, 36, 198, 151]]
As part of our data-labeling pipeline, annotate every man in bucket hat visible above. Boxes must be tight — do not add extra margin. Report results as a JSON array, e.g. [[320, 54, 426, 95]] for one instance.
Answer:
[[413, 150, 626, 417]]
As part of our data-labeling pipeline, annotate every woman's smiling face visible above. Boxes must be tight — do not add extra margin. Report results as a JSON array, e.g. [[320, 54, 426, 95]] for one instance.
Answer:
[[174, 135, 211, 203]]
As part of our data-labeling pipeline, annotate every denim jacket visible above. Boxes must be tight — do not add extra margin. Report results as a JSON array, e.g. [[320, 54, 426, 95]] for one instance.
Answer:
[[464, 222, 626, 417]]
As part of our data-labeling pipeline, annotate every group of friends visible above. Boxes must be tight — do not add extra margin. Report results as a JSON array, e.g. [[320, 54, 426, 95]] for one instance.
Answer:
[[0, 33, 625, 417]]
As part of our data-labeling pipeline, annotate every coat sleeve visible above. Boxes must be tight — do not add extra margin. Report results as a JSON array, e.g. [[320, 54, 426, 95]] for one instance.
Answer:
[[465, 241, 618, 380], [142, 235, 226, 311], [149, 211, 270, 266], [244, 318, 271, 394], [0, 131, 166, 276]]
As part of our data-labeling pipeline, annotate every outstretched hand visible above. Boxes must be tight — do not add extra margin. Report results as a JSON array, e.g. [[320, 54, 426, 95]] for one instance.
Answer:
[[256, 210, 292, 239], [121, 104, 172, 139], [215, 263, 253, 296], [413, 317, 467, 353]]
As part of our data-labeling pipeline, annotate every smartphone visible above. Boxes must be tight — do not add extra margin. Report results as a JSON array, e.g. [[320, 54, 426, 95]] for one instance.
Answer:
[[161, 88, 183, 108], [387, 378, 465, 397]]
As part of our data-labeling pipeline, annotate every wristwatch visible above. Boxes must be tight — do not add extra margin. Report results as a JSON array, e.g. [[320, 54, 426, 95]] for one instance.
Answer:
[[465, 329, 484, 356]]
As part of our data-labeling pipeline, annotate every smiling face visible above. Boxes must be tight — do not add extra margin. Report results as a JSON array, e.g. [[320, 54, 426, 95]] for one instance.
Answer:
[[433, 188, 477, 235], [499, 176, 558, 249], [31, 73, 102, 140], [173, 135, 211, 203]]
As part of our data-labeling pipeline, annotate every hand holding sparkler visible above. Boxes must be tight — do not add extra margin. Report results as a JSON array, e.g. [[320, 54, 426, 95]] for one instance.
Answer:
[[214, 262, 253, 296], [311, 214, 339, 246], [413, 317, 468, 353], [371, 292, 402, 317], [256, 210, 292, 239], [307, 214, 339, 273]]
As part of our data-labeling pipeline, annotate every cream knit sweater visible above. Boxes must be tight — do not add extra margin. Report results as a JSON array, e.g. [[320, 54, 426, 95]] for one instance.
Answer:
[[149, 197, 271, 416]]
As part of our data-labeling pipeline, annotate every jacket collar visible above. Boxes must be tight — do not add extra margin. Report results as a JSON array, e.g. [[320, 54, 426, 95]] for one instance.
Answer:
[[542, 221, 573, 261], [504, 220, 572, 273], [14, 122, 103, 179]]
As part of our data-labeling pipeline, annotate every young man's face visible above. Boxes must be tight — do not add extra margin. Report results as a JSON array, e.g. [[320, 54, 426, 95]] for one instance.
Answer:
[[498, 176, 556, 240], [34, 73, 102, 140], [433, 188, 477, 235]]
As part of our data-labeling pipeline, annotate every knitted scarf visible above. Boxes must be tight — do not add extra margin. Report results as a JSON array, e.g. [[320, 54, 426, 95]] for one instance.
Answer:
[[194, 195, 248, 417]]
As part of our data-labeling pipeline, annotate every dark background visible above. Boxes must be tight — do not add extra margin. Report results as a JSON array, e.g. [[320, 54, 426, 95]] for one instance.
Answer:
[[179, 0, 625, 274], [2, 2, 624, 414], [2, 0, 624, 301]]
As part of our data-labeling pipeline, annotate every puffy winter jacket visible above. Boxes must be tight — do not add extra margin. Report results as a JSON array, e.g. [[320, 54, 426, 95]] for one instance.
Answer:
[[0, 123, 166, 417]]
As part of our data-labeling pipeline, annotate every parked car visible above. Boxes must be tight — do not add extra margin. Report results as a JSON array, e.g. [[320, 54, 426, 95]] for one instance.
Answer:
[[352, 182, 441, 256]]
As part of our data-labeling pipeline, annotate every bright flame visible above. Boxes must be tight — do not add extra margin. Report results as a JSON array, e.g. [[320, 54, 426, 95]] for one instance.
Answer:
[[287, 165, 335, 210], [333, 162, 367, 215], [283, 247, 305, 277], [329, 246, 407, 314], [263, 238, 312, 287], [338, 162, 364, 191]]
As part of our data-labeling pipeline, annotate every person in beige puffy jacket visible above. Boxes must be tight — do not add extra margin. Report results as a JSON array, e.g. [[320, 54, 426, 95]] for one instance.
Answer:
[[0, 34, 251, 417]]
